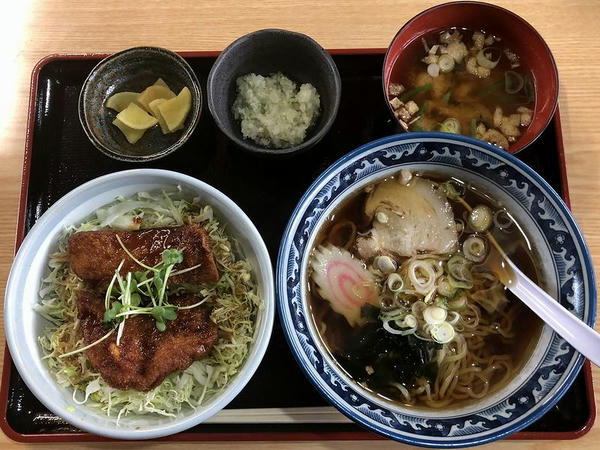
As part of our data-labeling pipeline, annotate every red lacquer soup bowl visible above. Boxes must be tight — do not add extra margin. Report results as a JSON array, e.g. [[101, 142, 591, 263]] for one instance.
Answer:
[[382, 1, 558, 154]]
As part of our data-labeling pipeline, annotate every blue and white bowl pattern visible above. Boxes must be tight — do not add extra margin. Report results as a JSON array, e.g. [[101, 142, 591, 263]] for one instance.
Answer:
[[276, 133, 596, 447]]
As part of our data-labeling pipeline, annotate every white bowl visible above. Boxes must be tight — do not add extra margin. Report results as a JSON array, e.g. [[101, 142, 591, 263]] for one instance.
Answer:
[[4, 169, 274, 439]]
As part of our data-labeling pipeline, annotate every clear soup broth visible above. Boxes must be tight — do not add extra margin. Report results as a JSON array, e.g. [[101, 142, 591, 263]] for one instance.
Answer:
[[307, 171, 542, 409]]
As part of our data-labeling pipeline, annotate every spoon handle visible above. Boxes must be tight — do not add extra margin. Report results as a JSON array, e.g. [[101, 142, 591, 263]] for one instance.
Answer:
[[508, 260, 600, 367]]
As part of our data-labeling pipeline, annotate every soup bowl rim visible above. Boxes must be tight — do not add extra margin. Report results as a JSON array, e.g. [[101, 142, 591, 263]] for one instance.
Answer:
[[276, 132, 595, 447], [381, 1, 559, 155]]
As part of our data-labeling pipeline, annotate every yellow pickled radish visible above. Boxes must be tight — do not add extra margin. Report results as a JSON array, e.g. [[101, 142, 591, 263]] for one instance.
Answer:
[[116, 102, 158, 130], [136, 85, 176, 112], [112, 118, 145, 144], [148, 98, 170, 134], [158, 87, 192, 132], [105, 91, 139, 112], [153, 78, 168, 88]]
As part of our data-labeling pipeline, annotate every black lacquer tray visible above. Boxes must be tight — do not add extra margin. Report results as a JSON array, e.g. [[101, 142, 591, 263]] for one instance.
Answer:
[[0, 50, 594, 442]]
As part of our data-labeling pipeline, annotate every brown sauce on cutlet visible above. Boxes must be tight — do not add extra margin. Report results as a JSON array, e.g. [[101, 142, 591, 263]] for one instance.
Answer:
[[67, 225, 219, 285], [77, 292, 218, 391]]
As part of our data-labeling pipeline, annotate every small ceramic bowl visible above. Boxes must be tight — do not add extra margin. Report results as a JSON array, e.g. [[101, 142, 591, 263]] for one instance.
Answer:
[[207, 29, 341, 156], [277, 133, 595, 446], [382, 2, 559, 154], [4, 169, 274, 439], [79, 47, 202, 162]]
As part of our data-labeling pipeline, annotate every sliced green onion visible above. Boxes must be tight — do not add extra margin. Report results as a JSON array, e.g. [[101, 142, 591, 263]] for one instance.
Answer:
[[447, 254, 470, 275], [468, 205, 493, 232], [430, 322, 455, 343], [375, 255, 397, 274], [424, 288, 437, 305], [411, 300, 427, 317], [493, 209, 514, 231], [435, 296, 448, 309], [440, 118, 461, 134], [423, 306, 447, 325], [387, 273, 404, 292], [380, 309, 417, 336], [436, 275, 457, 297], [439, 55, 455, 73], [419, 100, 430, 115], [447, 254, 473, 288], [470, 118, 478, 137], [440, 180, 465, 200], [379, 308, 407, 322], [427, 258, 444, 278], [446, 311, 461, 325], [463, 235, 489, 262], [383, 320, 417, 336], [447, 291, 468, 310], [448, 275, 473, 290], [403, 314, 418, 328], [441, 90, 452, 104], [523, 75, 535, 102], [476, 47, 501, 69], [408, 260, 437, 294], [505, 71, 524, 94], [399, 83, 433, 102], [479, 79, 504, 97], [455, 219, 465, 237]]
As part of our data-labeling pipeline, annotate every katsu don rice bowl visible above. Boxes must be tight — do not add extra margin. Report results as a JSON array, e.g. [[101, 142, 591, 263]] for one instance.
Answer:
[[4, 169, 274, 439]]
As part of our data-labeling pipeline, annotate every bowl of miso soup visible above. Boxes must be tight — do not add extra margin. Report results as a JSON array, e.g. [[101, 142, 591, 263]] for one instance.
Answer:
[[382, 2, 558, 153], [277, 133, 595, 447]]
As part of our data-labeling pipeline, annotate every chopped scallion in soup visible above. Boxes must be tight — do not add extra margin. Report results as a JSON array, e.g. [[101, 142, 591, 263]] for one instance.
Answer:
[[388, 28, 534, 150]]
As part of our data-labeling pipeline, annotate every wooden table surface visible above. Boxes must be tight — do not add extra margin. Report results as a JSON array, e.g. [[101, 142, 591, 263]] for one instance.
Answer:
[[1, 0, 599, 448]]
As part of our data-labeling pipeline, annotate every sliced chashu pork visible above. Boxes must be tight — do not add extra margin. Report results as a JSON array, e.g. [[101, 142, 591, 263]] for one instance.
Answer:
[[356, 176, 458, 258]]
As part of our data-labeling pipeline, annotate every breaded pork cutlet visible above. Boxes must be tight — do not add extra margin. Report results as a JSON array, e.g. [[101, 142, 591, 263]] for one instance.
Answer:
[[67, 225, 219, 285], [77, 292, 218, 391]]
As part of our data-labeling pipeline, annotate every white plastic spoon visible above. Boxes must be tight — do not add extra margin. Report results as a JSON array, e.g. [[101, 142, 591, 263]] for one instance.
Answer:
[[486, 245, 600, 367]]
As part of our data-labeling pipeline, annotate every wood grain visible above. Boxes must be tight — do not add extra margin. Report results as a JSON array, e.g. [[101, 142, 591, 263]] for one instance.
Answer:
[[0, 0, 598, 448]]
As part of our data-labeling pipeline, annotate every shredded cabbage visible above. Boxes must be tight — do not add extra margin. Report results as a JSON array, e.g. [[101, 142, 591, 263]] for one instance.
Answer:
[[36, 188, 261, 420]]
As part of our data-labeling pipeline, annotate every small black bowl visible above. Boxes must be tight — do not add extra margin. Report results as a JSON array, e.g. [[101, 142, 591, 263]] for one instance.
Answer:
[[79, 47, 202, 162], [207, 29, 341, 156]]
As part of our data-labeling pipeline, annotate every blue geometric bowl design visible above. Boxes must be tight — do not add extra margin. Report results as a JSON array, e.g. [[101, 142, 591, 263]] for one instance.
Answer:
[[276, 133, 596, 447]]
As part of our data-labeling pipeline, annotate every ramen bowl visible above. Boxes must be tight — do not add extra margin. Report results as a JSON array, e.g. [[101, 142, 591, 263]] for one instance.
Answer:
[[4, 169, 274, 439], [276, 133, 595, 447], [382, 2, 559, 154]]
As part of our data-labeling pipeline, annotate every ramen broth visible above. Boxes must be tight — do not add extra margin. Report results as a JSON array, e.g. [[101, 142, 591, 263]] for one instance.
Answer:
[[307, 172, 542, 408]]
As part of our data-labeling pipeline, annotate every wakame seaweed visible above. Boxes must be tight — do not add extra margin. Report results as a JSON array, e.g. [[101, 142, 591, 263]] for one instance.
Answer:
[[335, 323, 439, 394]]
